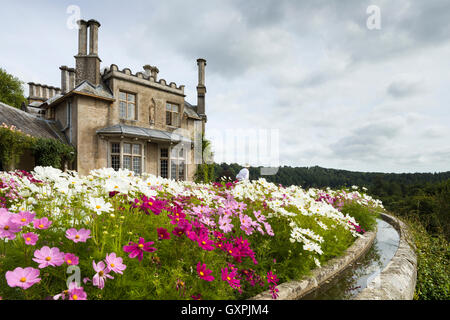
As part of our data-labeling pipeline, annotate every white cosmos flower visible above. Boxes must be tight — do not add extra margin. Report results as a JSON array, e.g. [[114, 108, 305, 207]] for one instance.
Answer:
[[87, 196, 113, 215]]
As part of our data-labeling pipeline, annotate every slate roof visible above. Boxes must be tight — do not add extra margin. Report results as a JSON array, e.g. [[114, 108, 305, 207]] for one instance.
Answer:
[[96, 123, 192, 143], [0, 101, 68, 143], [72, 80, 114, 100], [184, 101, 201, 120]]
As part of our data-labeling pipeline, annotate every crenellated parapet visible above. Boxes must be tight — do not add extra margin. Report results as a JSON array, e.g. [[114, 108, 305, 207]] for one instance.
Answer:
[[102, 64, 185, 96]]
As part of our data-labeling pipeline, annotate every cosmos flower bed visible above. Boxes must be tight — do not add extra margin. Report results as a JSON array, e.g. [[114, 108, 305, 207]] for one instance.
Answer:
[[0, 167, 383, 300]]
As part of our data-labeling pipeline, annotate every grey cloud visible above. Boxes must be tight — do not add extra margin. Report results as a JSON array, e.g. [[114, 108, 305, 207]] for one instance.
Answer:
[[387, 79, 422, 98], [330, 119, 405, 160]]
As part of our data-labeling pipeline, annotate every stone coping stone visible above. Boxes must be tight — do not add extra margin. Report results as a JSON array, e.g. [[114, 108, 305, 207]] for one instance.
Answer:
[[353, 213, 417, 300], [249, 225, 377, 300]]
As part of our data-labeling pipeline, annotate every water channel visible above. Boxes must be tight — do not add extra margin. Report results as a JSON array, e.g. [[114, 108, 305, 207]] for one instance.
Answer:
[[301, 218, 400, 300]]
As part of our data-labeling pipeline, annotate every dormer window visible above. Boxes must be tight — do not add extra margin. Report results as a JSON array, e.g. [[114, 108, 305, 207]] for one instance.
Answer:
[[166, 103, 179, 127], [119, 91, 136, 120]]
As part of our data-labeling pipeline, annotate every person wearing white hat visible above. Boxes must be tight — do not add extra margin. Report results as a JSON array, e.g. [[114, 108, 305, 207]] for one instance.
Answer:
[[236, 163, 250, 181]]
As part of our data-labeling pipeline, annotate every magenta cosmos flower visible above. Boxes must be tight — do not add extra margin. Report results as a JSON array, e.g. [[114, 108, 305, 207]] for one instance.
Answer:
[[123, 237, 156, 261], [65, 228, 91, 243], [92, 260, 114, 290], [22, 232, 39, 245], [196, 262, 215, 282], [105, 252, 127, 274], [5, 267, 41, 289], [64, 253, 79, 266], [33, 217, 52, 230], [157, 227, 171, 240], [197, 234, 215, 251], [32, 246, 65, 268], [267, 270, 279, 285]]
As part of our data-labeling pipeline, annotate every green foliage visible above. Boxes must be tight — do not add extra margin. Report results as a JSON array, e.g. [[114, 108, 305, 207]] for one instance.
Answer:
[[32, 138, 76, 169], [0, 126, 35, 169], [403, 215, 450, 300], [0, 126, 75, 170], [341, 201, 379, 232], [0, 68, 27, 109]]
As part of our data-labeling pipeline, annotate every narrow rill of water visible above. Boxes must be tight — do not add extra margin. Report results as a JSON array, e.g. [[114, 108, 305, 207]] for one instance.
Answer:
[[301, 219, 400, 300]]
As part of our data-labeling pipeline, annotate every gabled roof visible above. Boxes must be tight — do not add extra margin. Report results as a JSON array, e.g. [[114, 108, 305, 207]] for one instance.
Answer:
[[44, 80, 115, 108], [96, 123, 192, 143], [184, 101, 201, 120], [0, 101, 68, 143], [72, 80, 114, 100]]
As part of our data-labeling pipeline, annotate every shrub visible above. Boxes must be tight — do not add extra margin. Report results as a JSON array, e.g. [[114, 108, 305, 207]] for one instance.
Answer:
[[404, 215, 450, 300]]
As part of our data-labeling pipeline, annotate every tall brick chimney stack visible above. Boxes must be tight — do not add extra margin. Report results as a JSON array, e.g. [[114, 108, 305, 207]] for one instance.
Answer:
[[196, 58, 207, 117], [75, 19, 102, 86]]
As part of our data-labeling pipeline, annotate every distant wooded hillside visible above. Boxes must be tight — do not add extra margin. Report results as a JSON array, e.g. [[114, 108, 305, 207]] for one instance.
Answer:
[[214, 163, 450, 240]]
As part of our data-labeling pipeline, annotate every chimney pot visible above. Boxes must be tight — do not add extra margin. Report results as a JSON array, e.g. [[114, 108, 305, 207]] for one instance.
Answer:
[[77, 20, 88, 55], [87, 19, 101, 55]]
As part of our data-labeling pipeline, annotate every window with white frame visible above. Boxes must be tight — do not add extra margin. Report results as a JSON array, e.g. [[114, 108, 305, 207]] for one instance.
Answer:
[[110, 142, 143, 175], [170, 146, 186, 181], [119, 91, 137, 120]]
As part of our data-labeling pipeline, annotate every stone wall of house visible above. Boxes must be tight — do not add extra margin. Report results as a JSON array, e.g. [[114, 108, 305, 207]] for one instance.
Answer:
[[106, 75, 187, 132], [75, 95, 111, 175]]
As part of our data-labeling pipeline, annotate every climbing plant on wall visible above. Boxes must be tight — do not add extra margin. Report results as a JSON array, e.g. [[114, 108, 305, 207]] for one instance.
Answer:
[[32, 138, 75, 169], [0, 123, 35, 170], [0, 123, 75, 170]]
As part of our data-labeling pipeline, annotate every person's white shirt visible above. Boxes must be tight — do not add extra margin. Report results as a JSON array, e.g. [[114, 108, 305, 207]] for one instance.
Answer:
[[236, 167, 249, 181]]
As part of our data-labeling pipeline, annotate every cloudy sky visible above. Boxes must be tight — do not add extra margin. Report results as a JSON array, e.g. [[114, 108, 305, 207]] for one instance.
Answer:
[[1, 0, 449, 173]]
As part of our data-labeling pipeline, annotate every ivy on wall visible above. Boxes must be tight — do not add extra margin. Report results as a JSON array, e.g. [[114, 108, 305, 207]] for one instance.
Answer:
[[0, 123, 75, 170]]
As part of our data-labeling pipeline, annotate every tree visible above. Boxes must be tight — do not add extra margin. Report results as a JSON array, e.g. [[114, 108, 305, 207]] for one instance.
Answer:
[[0, 68, 27, 109]]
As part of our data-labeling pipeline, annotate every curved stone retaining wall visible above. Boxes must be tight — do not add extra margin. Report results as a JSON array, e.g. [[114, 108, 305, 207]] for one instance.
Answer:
[[250, 212, 417, 300], [250, 227, 377, 300], [353, 213, 417, 300]]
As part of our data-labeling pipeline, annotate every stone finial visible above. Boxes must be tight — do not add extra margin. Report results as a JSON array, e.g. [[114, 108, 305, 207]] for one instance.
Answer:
[[143, 65, 159, 81]]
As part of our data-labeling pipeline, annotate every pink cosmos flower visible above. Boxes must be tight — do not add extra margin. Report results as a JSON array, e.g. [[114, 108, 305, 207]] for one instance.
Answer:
[[53, 282, 87, 300], [196, 262, 214, 281], [32, 246, 65, 268], [157, 227, 171, 240], [64, 253, 79, 266], [263, 222, 274, 236], [69, 286, 87, 300], [33, 217, 52, 230], [218, 215, 233, 233], [105, 252, 127, 274], [11, 211, 36, 226], [5, 267, 41, 289], [123, 237, 156, 261], [22, 232, 39, 245], [0, 209, 21, 240], [92, 260, 114, 290], [65, 228, 91, 243]]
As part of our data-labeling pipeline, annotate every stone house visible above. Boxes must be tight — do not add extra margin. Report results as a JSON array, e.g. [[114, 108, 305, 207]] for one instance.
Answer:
[[23, 19, 207, 180]]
